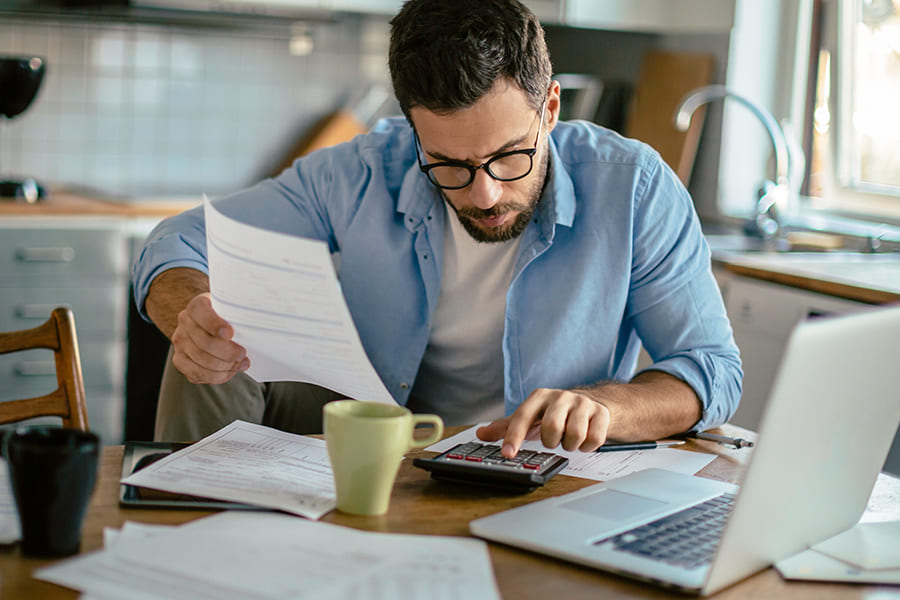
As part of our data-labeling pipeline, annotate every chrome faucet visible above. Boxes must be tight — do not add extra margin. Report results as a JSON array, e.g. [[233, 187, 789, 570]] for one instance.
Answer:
[[674, 85, 800, 239]]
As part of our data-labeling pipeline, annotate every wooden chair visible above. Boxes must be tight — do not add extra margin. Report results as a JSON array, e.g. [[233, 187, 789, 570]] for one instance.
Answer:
[[0, 307, 89, 431]]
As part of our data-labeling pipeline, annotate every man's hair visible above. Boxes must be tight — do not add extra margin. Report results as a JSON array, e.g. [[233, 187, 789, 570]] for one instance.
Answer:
[[389, 0, 552, 119]]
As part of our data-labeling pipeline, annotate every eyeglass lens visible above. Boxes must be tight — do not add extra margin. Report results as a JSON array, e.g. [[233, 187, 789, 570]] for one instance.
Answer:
[[425, 152, 533, 188]]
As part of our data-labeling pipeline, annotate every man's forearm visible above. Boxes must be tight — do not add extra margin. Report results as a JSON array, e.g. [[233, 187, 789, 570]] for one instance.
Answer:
[[145, 267, 210, 340], [578, 371, 703, 442]]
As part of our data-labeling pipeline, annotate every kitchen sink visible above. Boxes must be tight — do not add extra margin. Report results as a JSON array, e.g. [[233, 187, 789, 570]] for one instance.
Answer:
[[703, 232, 880, 256]]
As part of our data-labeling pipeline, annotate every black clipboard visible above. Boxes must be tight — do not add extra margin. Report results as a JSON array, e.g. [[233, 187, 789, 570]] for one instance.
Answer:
[[118, 441, 260, 510]]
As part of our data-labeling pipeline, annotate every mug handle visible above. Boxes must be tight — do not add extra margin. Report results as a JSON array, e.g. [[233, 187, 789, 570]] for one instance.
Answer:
[[408, 414, 444, 449]]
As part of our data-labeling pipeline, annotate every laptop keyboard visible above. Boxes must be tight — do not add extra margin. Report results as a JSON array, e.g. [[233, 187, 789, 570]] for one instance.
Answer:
[[595, 493, 736, 569]]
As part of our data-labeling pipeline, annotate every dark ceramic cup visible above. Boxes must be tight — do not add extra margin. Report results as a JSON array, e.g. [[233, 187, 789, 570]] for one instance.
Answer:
[[3, 426, 100, 557]]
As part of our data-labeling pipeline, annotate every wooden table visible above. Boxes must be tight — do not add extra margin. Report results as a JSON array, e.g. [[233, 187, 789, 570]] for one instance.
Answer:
[[2, 425, 899, 599]]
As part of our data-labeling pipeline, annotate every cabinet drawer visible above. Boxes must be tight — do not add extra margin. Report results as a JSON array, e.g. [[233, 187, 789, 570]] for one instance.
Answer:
[[725, 277, 868, 337], [0, 228, 128, 278], [0, 286, 127, 339], [0, 340, 124, 399]]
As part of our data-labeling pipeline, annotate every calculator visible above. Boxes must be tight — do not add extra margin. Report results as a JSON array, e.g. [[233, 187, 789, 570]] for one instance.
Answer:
[[413, 441, 569, 492]]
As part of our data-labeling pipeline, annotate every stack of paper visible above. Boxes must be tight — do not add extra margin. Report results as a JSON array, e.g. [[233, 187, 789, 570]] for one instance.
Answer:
[[122, 420, 337, 519], [776, 521, 900, 584], [36, 512, 502, 599]]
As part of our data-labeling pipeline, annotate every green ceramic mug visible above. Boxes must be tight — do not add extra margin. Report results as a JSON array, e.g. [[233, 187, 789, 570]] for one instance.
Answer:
[[324, 400, 443, 515]]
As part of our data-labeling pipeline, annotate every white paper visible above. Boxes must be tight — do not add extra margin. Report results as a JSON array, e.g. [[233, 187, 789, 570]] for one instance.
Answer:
[[204, 196, 394, 404], [121, 420, 336, 519], [775, 549, 900, 585], [427, 424, 716, 481], [37, 513, 502, 600], [812, 521, 900, 570], [0, 459, 20, 544]]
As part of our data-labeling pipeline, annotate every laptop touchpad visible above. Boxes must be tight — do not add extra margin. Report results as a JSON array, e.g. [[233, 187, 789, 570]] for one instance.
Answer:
[[562, 489, 666, 521]]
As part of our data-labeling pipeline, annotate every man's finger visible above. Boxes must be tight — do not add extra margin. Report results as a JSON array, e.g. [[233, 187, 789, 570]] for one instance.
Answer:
[[184, 293, 232, 338], [475, 419, 509, 442], [501, 393, 551, 457]]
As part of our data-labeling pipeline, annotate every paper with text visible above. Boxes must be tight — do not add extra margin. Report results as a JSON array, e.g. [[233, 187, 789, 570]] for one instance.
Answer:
[[428, 424, 715, 481], [121, 420, 335, 519], [0, 460, 20, 544], [204, 196, 393, 404], [36, 512, 502, 600]]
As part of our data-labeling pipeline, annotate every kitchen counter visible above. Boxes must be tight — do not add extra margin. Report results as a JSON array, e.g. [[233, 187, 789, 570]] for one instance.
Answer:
[[0, 191, 199, 218], [712, 251, 900, 305]]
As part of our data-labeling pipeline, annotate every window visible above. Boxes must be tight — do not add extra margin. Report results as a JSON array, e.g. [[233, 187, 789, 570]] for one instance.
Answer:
[[806, 0, 900, 219]]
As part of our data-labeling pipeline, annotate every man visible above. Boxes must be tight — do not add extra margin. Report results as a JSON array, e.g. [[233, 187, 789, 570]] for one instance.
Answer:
[[133, 0, 742, 457]]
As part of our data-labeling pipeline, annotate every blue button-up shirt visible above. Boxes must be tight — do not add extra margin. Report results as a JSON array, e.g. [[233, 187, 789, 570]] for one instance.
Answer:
[[133, 117, 742, 431]]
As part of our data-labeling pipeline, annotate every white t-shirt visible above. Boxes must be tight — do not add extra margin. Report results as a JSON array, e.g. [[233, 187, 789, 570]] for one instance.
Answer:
[[407, 204, 523, 425]]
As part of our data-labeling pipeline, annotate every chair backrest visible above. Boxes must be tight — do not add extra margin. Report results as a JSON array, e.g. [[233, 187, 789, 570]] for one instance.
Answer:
[[0, 307, 89, 431]]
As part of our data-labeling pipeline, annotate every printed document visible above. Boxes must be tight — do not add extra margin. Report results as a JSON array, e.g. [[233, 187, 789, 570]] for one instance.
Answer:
[[204, 196, 393, 404], [121, 420, 335, 519], [428, 424, 716, 481], [36, 512, 502, 600], [0, 460, 20, 544]]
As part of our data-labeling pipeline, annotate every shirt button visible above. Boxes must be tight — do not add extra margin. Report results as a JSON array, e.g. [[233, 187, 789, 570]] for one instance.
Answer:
[[400, 383, 409, 390]]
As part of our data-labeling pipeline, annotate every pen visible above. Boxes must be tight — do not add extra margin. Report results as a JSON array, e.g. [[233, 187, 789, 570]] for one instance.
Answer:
[[595, 440, 685, 453], [688, 431, 755, 449]]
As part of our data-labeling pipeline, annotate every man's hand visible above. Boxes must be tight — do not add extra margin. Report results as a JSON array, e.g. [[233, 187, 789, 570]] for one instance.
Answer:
[[170, 293, 249, 384], [476, 389, 612, 458], [476, 371, 703, 458], [145, 267, 249, 385]]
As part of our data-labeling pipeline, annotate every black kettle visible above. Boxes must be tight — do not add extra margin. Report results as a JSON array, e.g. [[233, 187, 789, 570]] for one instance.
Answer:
[[0, 56, 47, 202]]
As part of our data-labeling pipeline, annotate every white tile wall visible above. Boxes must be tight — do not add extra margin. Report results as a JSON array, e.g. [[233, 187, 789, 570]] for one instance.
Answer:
[[0, 15, 392, 198]]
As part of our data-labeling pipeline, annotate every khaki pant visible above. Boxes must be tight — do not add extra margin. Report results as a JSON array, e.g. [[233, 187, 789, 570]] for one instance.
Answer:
[[154, 348, 342, 442]]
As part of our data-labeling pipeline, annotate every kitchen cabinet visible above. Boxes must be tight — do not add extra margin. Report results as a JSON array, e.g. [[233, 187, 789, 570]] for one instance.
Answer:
[[0, 219, 130, 444], [0, 196, 197, 443], [564, 0, 735, 33], [331, 0, 403, 15], [721, 274, 871, 431]]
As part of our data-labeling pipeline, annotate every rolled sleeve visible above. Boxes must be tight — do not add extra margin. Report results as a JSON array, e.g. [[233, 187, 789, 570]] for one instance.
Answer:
[[131, 206, 208, 321], [634, 275, 743, 431], [627, 156, 743, 430]]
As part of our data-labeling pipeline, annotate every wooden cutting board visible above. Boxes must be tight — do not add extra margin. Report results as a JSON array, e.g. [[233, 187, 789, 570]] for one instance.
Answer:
[[625, 49, 715, 185], [269, 110, 368, 176]]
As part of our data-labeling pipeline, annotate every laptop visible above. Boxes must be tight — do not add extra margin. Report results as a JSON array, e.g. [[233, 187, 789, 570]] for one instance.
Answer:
[[470, 305, 900, 595]]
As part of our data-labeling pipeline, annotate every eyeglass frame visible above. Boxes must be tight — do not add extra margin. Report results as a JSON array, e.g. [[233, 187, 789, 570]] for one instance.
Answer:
[[413, 98, 548, 190]]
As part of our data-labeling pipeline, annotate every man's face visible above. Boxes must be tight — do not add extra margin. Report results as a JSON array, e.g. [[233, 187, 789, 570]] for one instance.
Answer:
[[410, 79, 559, 243]]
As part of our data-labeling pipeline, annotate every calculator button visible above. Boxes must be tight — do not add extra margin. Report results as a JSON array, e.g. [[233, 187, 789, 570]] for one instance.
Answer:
[[464, 456, 483, 462]]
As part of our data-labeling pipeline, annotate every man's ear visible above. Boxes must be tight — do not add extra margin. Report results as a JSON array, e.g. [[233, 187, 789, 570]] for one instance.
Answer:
[[545, 79, 562, 132]]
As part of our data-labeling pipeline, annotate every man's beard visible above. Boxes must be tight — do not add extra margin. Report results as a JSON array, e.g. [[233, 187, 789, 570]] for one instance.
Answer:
[[445, 152, 550, 244]]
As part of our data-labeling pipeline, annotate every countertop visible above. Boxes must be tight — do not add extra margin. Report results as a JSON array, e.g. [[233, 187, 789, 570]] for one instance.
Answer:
[[711, 248, 900, 305], [0, 191, 199, 218]]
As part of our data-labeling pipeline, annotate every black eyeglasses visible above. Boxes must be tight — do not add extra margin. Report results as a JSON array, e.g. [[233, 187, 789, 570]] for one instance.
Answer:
[[414, 100, 547, 190]]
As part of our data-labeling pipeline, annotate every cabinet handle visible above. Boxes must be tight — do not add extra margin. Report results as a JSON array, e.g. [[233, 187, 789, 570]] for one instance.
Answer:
[[14, 361, 56, 376], [15, 303, 71, 319], [15, 247, 76, 262]]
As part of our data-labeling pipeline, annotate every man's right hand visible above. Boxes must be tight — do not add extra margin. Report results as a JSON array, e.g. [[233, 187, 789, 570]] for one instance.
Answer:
[[170, 293, 250, 384], [144, 267, 249, 385]]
